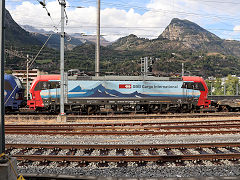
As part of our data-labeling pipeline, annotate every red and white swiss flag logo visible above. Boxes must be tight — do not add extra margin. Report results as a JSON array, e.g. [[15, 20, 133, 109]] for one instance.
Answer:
[[119, 84, 132, 89]]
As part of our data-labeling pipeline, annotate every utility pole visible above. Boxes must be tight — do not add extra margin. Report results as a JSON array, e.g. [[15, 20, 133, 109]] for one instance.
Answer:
[[210, 81, 213, 96], [237, 83, 239, 96], [95, 0, 100, 77], [60, 0, 65, 116], [26, 54, 29, 100], [182, 63, 184, 77], [0, 0, 5, 154]]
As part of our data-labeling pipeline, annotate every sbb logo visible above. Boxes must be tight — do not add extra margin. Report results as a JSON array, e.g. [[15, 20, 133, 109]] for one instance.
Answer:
[[119, 84, 132, 89]]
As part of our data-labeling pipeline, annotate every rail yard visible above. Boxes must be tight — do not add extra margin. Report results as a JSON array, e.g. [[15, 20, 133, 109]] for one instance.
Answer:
[[4, 113, 240, 179]]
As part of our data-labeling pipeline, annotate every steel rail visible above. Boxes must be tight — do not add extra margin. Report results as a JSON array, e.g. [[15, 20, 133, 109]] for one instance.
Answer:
[[6, 119, 240, 135], [5, 130, 240, 135], [5, 142, 240, 149], [7, 143, 240, 163], [5, 123, 240, 131], [5, 112, 240, 121], [5, 119, 240, 126], [12, 154, 240, 162]]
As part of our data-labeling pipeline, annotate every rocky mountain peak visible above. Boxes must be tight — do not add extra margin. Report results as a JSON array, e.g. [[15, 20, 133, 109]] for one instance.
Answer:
[[159, 18, 222, 49], [111, 34, 148, 50]]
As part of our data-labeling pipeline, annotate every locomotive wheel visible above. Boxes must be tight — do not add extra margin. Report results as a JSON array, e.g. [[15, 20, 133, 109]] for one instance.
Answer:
[[149, 105, 160, 113], [87, 105, 99, 115], [159, 104, 167, 113], [180, 104, 191, 113], [221, 105, 229, 112]]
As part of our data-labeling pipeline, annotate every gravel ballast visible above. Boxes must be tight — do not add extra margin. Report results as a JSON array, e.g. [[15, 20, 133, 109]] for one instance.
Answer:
[[6, 134, 240, 145], [17, 164, 240, 178], [7, 133, 240, 178]]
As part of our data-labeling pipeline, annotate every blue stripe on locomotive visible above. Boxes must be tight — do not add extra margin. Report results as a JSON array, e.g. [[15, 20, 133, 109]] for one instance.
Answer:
[[4, 74, 24, 110], [40, 80, 201, 99]]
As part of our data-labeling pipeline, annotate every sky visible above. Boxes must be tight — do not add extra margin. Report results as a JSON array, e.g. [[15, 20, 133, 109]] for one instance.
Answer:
[[6, 0, 240, 42]]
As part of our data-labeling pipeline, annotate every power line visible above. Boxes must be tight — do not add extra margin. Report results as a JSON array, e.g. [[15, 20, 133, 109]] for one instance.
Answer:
[[36, 0, 59, 31], [7, 0, 240, 28], [68, 0, 240, 22], [23, 25, 240, 33], [7, 0, 240, 22], [6, 0, 240, 41], [186, 0, 240, 5]]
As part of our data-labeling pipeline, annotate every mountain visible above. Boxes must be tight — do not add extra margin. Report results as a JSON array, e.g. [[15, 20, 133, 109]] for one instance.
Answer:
[[159, 18, 222, 49], [21, 25, 84, 50], [5, 9, 41, 46], [21, 25, 111, 48], [30, 32, 84, 50], [70, 33, 111, 47], [5, 10, 240, 77], [110, 34, 148, 50], [21, 25, 54, 34], [111, 18, 240, 57]]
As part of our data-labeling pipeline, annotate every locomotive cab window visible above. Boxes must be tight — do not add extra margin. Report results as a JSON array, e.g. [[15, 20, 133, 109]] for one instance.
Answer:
[[49, 81, 60, 89], [193, 82, 205, 91], [35, 81, 60, 91], [182, 82, 194, 89], [182, 82, 205, 91]]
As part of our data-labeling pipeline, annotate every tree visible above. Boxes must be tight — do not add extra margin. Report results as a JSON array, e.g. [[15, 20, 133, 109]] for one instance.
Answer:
[[225, 75, 239, 95], [213, 78, 223, 95]]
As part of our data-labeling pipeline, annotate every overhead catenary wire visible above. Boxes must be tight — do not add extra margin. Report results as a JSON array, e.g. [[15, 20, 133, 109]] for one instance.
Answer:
[[6, 0, 240, 41], [28, 25, 240, 32], [68, 0, 240, 22], [186, 0, 240, 5], [8, 0, 240, 23], [7, 0, 240, 39], [37, 0, 59, 31], [29, 33, 53, 68]]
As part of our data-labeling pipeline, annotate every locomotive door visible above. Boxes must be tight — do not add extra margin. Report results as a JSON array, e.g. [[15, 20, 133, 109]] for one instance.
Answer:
[[43, 81, 60, 103], [50, 81, 60, 103], [182, 82, 194, 102]]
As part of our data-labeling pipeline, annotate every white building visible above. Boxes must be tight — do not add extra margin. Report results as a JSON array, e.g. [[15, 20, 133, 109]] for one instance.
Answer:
[[12, 69, 48, 88]]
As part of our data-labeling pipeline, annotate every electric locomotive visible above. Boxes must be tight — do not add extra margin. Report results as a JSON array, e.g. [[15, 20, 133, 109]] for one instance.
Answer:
[[27, 75, 210, 114], [4, 74, 25, 111]]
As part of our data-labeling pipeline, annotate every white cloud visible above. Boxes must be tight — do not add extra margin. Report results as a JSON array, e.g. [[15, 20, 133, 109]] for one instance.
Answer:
[[8, 0, 240, 42], [9, 1, 61, 29], [234, 25, 240, 32]]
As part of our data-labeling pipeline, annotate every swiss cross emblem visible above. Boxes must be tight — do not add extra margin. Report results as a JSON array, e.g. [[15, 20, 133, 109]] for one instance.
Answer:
[[119, 84, 132, 89]]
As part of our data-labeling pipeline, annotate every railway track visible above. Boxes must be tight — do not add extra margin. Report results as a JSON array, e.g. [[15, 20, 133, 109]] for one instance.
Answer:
[[5, 119, 240, 135], [5, 142, 240, 166], [5, 112, 240, 122]]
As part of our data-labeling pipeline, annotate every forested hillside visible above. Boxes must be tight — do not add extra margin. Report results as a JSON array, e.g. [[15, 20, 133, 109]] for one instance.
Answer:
[[5, 9, 240, 78]]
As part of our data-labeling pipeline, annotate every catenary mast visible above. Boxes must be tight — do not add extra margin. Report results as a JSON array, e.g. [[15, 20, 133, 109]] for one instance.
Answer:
[[60, 0, 66, 116], [95, 0, 100, 76]]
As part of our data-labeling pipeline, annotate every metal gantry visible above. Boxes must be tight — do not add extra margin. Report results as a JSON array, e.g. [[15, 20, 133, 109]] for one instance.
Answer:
[[141, 57, 153, 76]]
